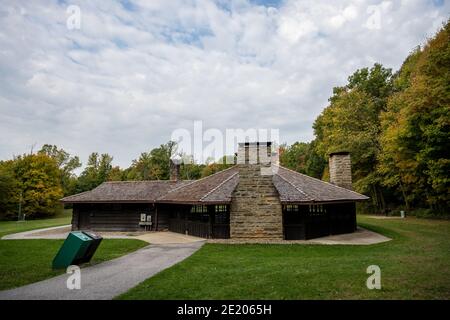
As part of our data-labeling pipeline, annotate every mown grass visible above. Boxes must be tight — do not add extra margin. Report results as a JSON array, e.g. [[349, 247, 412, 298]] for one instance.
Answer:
[[0, 211, 148, 290], [0, 238, 147, 290], [118, 215, 450, 300], [0, 209, 73, 238]]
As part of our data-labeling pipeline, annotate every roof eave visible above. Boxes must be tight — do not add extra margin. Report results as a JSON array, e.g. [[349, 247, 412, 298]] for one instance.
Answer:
[[156, 199, 231, 205], [280, 198, 369, 205], [60, 199, 156, 204]]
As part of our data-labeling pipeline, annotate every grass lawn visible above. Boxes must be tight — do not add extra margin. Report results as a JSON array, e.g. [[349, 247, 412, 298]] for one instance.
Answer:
[[0, 212, 148, 291], [0, 209, 73, 238], [118, 215, 450, 300]]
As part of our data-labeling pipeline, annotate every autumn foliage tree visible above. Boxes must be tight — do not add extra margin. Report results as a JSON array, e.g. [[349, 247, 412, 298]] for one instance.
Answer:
[[12, 153, 63, 219], [287, 21, 449, 215], [0, 161, 20, 219], [378, 22, 450, 212], [313, 63, 393, 212]]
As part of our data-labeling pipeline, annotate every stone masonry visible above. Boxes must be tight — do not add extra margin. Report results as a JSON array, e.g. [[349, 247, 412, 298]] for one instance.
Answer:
[[230, 143, 283, 240], [169, 160, 180, 181], [329, 152, 353, 190]]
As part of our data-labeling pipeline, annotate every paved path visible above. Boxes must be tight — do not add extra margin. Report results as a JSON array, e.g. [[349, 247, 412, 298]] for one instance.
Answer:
[[305, 227, 391, 245], [2, 226, 205, 244], [2, 225, 73, 240], [208, 227, 391, 245], [0, 242, 204, 300], [135, 231, 205, 244]]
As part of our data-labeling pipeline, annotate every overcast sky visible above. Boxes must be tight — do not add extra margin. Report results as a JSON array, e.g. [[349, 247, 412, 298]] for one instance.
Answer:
[[0, 0, 448, 169]]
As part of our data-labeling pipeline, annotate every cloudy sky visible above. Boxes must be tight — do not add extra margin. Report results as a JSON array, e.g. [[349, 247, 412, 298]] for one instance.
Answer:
[[0, 0, 448, 169]]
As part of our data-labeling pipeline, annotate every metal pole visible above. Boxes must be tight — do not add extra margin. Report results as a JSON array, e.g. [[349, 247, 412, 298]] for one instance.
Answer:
[[18, 190, 22, 221]]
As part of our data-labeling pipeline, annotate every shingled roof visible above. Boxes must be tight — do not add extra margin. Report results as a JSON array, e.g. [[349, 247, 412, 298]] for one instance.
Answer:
[[158, 166, 239, 204], [273, 166, 369, 203], [60, 180, 191, 203], [158, 165, 368, 204], [61, 165, 368, 204]]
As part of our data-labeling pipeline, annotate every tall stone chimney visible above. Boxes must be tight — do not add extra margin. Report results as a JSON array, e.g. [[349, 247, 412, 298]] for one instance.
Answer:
[[236, 142, 272, 165], [329, 152, 352, 190], [230, 142, 283, 240], [169, 159, 180, 181]]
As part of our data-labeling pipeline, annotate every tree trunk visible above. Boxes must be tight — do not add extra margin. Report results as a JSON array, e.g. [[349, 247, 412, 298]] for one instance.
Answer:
[[376, 185, 386, 215], [399, 180, 410, 211]]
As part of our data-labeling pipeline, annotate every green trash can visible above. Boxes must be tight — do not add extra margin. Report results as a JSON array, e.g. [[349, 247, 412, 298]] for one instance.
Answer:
[[52, 231, 93, 269], [78, 231, 103, 264]]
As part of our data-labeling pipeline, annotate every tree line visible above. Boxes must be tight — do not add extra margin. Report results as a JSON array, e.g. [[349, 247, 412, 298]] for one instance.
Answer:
[[0, 141, 232, 220], [280, 21, 449, 216], [1, 22, 447, 220]]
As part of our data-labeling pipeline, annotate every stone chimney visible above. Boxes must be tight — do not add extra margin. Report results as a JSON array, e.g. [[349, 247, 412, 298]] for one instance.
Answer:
[[329, 152, 352, 190], [236, 142, 272, 165], [230, 142, 283, 240], [169, 159, 180, 181]]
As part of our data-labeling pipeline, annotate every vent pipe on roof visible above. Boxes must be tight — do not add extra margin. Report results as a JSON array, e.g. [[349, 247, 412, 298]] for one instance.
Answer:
[[329, 152, 352, 190], [169, 159, 181, 181]]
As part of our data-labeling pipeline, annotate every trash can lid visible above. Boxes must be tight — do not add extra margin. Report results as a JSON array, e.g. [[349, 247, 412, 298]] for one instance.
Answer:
[[71, 231, 92, 241], [82, 231, 103, 240]]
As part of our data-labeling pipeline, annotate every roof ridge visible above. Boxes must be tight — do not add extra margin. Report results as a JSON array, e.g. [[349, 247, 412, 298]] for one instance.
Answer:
[[60, 189, 94, 201], [200, 171, 239, 202], [276, 165, 368, 198], [274, 170, 315, 201], [60, 180, 110, 201], [160, 165, 238, 196], [103, 180, 177, 184], [157, 165, 238, 201]]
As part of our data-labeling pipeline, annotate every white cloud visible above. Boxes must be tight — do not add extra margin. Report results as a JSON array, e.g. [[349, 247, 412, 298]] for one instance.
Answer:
[[0, 0, 448, 168]]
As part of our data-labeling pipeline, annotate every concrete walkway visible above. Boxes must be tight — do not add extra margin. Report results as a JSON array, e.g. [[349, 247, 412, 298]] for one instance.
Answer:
[[306, 227, 391, 245], [134, 231, 205, 244], [0, 241, 204, 300], [3, 225, 390, 245], [208, 227, 391, 245], [2, 225, 75, 240], [2, 226, 204, 244]]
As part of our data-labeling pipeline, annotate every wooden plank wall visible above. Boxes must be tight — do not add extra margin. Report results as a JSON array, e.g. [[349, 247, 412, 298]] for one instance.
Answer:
[[73, 203, 154, 231], [167, 205, 231, 239], [282, 202, 357, 240], [71, 207, 79, 231], [157, 204, 190, 231]]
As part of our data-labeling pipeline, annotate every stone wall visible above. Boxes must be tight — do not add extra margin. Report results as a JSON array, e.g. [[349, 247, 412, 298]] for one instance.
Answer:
[[329, 152, 353, 190], [230, 164, 283, 239]]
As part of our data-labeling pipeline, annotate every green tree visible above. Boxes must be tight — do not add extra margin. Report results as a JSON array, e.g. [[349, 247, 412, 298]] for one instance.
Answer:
[[108, 166, 125, 181], [38, 144, 81, 196], [378, 22, 450, 212], [77, 153, 114, 192], [279, 142, 309, 173], [304, 140, 326, 179], [0, 161, 20, 220], [127, 141, 177, 180], [12, 153, 63, 219], [278, 141, 326, 178], [313, 63, 393, 212], [178, 154, 203, 180], [98, 154, 113, 182], [201, 155, 234, 178]]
